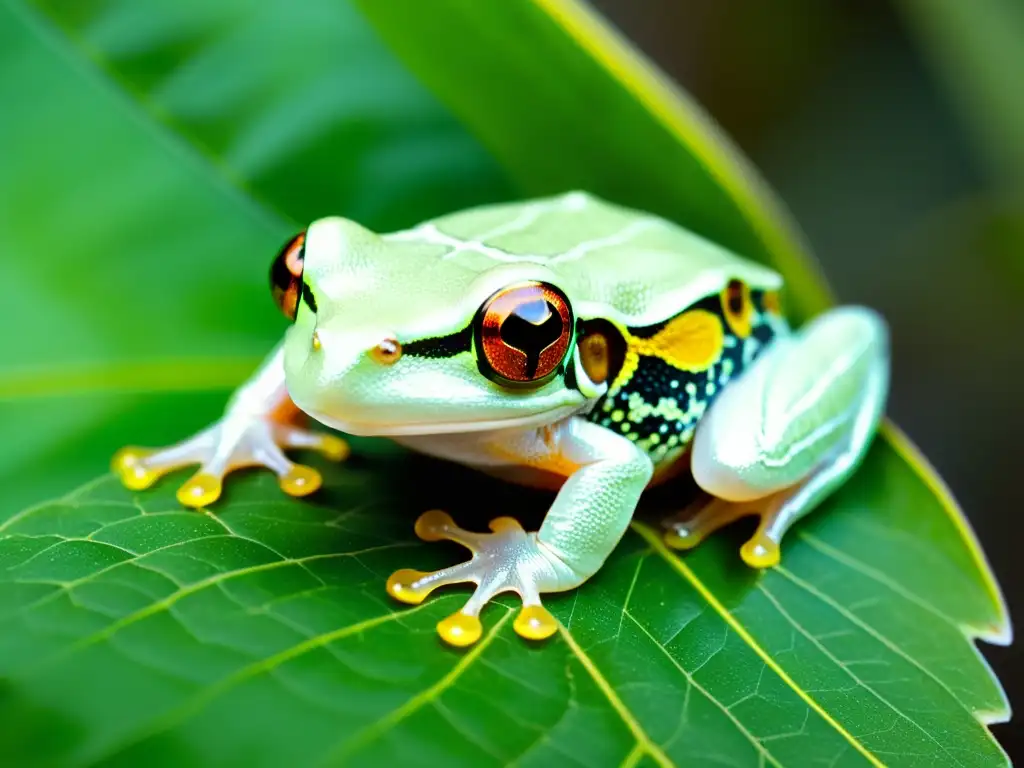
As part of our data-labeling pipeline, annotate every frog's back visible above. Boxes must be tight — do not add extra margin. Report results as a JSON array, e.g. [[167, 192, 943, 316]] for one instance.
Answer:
[[398, 190, 782, 328], [388, 191, 789, 469]]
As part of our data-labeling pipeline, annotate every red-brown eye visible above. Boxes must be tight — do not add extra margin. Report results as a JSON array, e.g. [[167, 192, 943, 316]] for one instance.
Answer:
[[270, 232, 306, 321], [475, 282, 574, 385]]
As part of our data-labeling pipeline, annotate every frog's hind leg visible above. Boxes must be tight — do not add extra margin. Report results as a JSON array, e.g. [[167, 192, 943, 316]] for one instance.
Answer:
[[663, 307, 889, 567]]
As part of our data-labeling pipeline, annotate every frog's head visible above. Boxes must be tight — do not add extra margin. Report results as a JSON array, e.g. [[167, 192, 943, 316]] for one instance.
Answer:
[[270, 217, 609, 436]]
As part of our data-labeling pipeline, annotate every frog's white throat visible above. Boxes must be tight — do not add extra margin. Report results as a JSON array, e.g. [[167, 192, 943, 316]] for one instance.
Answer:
[[298, 403, 585, 438]]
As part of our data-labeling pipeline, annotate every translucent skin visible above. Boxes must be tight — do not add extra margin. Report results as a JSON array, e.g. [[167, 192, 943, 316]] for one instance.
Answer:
[[112, 191, 889, 646]]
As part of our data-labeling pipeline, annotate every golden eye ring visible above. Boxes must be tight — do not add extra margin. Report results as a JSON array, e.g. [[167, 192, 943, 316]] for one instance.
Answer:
[[475, 281, 574, 385], [721, 278, 753, 338]]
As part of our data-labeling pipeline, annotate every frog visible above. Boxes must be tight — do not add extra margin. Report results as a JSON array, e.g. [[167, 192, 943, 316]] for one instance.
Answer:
[[112, 191, 889, 648]]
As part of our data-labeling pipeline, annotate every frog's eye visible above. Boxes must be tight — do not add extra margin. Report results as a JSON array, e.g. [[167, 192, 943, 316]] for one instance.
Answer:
[[475, 281, 574, 385], [270, 231, 310, 321]]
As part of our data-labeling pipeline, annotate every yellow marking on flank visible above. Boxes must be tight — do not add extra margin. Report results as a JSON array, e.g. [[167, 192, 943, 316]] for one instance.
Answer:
[[881, 421, 1011, 645], [531, 0, 833, 317], [558, 622, 673, 767], [630, 308, 724, 372], [632, 522, 885, 768]]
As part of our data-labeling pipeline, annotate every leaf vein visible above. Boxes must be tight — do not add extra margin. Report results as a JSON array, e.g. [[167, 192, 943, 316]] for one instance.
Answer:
[[89, 601, 434, 764], [625, 608, 782, 766], [557, 620, 673, 768], [631, 521, 884, 767], [757, 580, 968, 767], [322, 608, 512, 764]]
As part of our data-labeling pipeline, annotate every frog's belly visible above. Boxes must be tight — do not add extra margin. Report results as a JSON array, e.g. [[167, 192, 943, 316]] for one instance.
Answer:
[[393, 430, 691, 492], [394, 430, 577, 492], [453, 447, 692, 491]]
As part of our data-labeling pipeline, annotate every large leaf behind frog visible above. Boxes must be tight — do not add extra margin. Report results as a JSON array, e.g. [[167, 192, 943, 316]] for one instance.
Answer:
[[0, 1, 1011, 767]]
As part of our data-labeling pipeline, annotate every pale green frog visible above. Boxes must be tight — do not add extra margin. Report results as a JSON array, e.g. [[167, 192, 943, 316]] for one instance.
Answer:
[[113, 192, 889, 647]]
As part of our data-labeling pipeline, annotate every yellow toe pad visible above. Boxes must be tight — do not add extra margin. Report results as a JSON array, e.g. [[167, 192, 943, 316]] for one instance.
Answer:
[[386, 569, 433, 605], [740, 536, 780, 569], [279, 465, 322, 497], [437, 611, 482, 648], [514, 605, 557, 641], [177, 472, 222, 509], [112, 447, 160, 491]]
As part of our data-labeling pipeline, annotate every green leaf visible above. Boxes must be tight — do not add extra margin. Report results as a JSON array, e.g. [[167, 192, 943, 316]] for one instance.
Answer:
[[0, 0, 509, 514], [896, 0, 1024, 191], [0, 1, 1011, 767], [353, 0, 836, 325]]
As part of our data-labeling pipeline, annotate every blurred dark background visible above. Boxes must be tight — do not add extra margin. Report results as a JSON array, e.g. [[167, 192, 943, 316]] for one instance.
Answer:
[[592, 0, 1023, 756]]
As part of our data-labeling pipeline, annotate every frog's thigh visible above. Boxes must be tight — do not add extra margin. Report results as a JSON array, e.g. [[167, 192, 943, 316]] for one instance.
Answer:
[[668, 307, 889, 567], [387, 418, 652, 646]]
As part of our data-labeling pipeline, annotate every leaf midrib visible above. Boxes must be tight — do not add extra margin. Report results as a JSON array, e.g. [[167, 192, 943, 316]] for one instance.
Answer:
[[623, 595, 783, 767], [632, 522, 886, 768], [757, 577, 966, 766]]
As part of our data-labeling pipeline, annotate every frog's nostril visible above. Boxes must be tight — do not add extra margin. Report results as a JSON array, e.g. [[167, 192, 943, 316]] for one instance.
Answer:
[[370, 337, 402, 365]]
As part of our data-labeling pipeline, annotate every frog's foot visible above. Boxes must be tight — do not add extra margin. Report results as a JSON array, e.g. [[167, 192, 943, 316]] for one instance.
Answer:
[[112, 419, 349, 509], [387, 511, 566, 648], [662, 491, 788, 568], [665, 307, 889, 569]]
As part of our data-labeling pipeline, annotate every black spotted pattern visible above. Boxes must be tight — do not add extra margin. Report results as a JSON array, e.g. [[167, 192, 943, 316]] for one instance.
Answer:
[[586, 288, 786, 466]]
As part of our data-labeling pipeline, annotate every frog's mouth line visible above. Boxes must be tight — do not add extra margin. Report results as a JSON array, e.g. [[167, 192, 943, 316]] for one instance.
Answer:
[[300, 404, 583, 438]]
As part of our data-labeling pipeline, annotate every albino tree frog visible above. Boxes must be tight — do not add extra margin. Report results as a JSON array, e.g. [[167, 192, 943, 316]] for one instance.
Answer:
[[113, 192, 889, 647]]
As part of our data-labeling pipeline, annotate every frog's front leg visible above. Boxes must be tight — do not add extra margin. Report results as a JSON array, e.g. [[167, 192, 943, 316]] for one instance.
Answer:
[[387, 418, 653, 647], [112, 343, 348, 508], [664, 306, 889, 566]]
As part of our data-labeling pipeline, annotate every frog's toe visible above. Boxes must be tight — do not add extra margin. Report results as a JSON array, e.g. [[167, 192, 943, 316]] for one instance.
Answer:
[[177, 471, 225, 508], [113, 419, 346, 508], [272, 424, 350, 462], [387, 511, 560, 648], [112, 429, 216, 492], [662, 494, 747, 551], [663, 493, 783, 569]]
